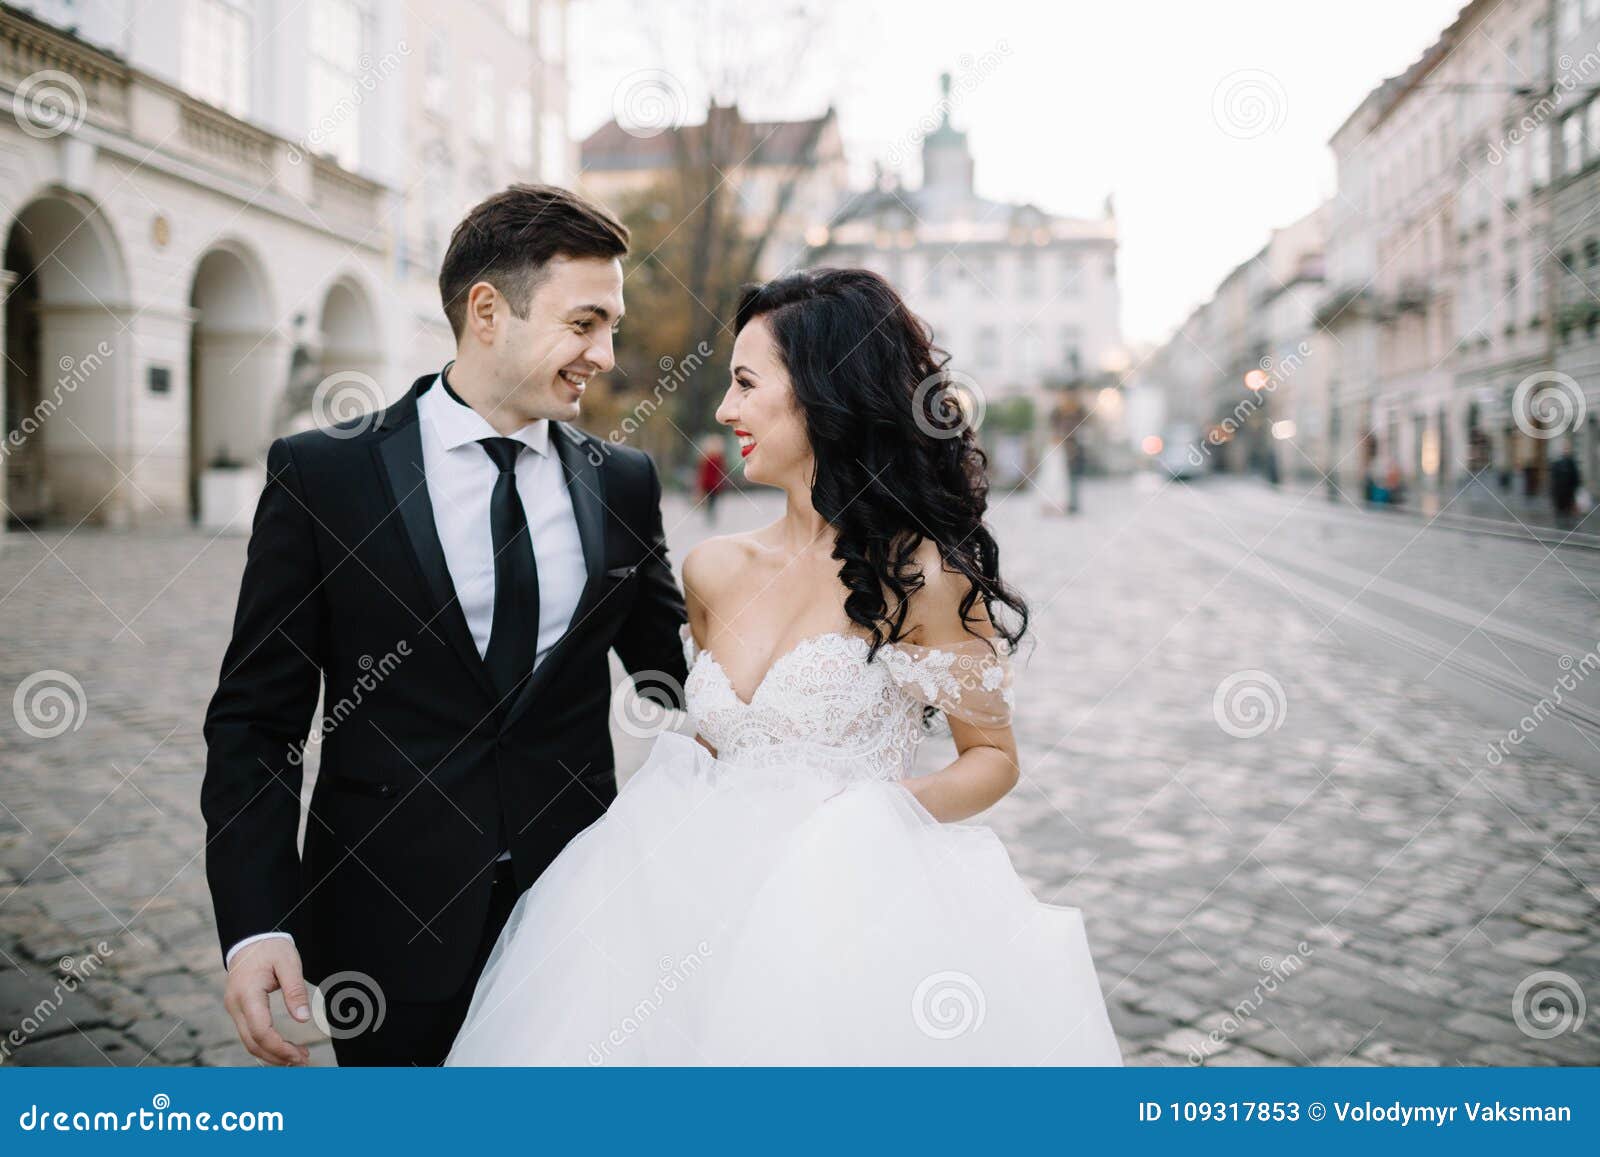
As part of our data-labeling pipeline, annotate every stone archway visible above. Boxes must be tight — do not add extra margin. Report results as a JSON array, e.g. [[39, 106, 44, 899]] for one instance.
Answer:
[[318, 276, 382, 390], [2, 190, 130, 526], [187, 242, 278, 522]]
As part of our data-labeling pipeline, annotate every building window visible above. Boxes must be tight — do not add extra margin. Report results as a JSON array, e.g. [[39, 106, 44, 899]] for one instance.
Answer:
[[977, 326, 997, 368], [183, 0, 252, 117], [1060, 326, 1081, 377], [309, 0, 366, 169], [976, 252, 996, 288], [1561, 0, 1580, 40], [1018, 249, 1036, 295], [540, 111, 567, 183], [507, 0, 532, 39], [540, 0, 565, 65], [1533, 124, 1552, 186], [1505, 135, 1525, 200], [473, 63, 496, 145], [424, 159, 450, 270], [508, 88, 534, 169], [1020, 328, 1040, 379], [424, 31, 449, 114], [1563, 113, 1585, 175], [1060, 253, 1081, 296], [1586, 238, 1600, 268]]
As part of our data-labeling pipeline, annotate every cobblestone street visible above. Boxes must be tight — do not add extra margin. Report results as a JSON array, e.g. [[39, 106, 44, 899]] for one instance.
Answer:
[[2, 477, 1597, 1066]]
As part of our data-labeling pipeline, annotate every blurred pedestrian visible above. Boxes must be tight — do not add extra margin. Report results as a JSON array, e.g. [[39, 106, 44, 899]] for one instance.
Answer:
[[1550, 439, 1581, 527], [696, 433, 728, 524], [1384, 457, 1405, 506]]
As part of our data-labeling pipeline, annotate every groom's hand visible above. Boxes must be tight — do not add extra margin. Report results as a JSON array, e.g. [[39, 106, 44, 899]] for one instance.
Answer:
[[225, 938, 312, 1065]]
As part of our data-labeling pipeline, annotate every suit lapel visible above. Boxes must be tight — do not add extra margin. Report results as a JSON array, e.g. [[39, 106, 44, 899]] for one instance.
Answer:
[[502, 422, 607, 728], [373, 377, 497, 704]]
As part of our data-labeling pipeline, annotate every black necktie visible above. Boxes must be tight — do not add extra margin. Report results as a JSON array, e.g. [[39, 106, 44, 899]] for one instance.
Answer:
[[478, 437, 540, 705]]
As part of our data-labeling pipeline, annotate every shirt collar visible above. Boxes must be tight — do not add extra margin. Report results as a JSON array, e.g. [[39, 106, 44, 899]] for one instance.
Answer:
[[423, 366, 551, 457]]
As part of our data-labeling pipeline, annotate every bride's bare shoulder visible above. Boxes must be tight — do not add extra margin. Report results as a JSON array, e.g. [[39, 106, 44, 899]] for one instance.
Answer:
[[902, 538, 998, 646], [682, 531, 771, 616]]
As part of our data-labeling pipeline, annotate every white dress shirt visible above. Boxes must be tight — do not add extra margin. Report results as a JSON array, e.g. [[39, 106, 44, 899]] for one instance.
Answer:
[[225, 372, 587, 969]]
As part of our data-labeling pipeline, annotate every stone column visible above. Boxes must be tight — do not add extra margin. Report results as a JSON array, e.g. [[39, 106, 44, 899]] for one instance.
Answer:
[[125, 305, 195, 525], [34, 302, 133, 527], [0, 269, 14, 549]]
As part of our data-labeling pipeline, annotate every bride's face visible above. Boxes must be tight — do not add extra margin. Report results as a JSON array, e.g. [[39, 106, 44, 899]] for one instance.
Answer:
[[716, 317, 811, 487]]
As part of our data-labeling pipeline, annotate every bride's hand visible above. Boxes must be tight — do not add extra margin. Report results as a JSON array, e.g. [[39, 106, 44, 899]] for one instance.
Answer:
[[224, 938, 313, 1065]]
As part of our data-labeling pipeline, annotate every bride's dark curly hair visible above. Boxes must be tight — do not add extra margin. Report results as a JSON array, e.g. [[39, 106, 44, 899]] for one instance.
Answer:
[[733, 267, 1029, 661]]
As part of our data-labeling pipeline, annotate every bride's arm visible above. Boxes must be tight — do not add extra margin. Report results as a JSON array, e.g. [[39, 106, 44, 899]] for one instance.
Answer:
[[681, 542, 718, 758], [900, 713, 1020, 823], [894, 552, 1020, 823]]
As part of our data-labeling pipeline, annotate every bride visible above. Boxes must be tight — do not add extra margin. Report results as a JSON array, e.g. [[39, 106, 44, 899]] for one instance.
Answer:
[[445, 268, 1121, 1065]]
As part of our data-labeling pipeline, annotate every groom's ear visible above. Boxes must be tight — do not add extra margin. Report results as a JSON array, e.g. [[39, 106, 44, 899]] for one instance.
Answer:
[[463, 281, 503, 344]]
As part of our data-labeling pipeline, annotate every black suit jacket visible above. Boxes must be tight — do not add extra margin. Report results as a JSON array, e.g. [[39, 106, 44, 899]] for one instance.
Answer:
[[201, 372, 688, 1002]]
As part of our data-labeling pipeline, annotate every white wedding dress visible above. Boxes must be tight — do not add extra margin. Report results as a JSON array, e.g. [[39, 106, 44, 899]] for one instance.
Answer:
[[445, 625, 1122, 1065]]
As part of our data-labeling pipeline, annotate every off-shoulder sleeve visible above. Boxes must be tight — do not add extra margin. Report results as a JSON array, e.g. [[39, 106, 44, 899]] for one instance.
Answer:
[[679, 622, 699, 667], [880, 636, 1015, 730]]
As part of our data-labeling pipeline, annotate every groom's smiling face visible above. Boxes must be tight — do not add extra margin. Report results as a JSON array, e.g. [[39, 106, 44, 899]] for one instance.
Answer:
[[492, 255, 625, 424]]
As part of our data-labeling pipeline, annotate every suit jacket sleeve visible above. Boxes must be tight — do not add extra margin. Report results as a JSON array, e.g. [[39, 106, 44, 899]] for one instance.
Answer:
[[200, 436, 327, 961], [610, 454, 689, 707]]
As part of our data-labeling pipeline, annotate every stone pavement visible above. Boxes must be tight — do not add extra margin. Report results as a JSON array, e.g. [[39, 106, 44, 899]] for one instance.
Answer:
[[1, 478, 1596, 1066]]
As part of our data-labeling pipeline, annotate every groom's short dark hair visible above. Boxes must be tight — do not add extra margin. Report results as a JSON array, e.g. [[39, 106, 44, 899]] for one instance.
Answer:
[[439, 184, 630, 340]]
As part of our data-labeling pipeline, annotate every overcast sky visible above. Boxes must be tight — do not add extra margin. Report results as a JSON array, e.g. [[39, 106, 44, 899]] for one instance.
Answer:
[[570, 0, 1468, 346]]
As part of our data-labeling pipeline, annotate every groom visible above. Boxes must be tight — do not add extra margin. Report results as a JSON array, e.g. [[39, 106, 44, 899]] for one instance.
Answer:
[[201, 185, 688, 1066]]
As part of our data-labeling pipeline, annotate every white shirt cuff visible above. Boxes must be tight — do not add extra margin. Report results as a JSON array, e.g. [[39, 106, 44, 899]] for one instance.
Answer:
[[225, 931, 295, 970]]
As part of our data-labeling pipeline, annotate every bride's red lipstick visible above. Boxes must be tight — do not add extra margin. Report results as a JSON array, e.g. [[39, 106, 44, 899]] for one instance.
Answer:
[[735, 429, 756, 458]]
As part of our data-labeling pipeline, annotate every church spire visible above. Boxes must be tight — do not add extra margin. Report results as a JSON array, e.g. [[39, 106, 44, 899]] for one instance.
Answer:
[[922, 70, 973, 198]]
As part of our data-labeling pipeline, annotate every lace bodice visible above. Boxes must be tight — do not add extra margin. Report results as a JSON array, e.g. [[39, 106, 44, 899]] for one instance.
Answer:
[[680, 624, 1015, 781]]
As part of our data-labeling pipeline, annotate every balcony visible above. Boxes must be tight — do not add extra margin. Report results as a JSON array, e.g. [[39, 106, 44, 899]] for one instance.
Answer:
[[1313, 283, 1374, 327], [1392, 278, 1431, 314]]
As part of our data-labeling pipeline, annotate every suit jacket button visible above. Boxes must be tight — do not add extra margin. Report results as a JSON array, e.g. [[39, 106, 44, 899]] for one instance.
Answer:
[[378, 784, 394, 798]]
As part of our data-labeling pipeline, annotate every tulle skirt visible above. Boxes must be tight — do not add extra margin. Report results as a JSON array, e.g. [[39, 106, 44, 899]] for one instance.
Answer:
[[445, 731, 1122, 1065]]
